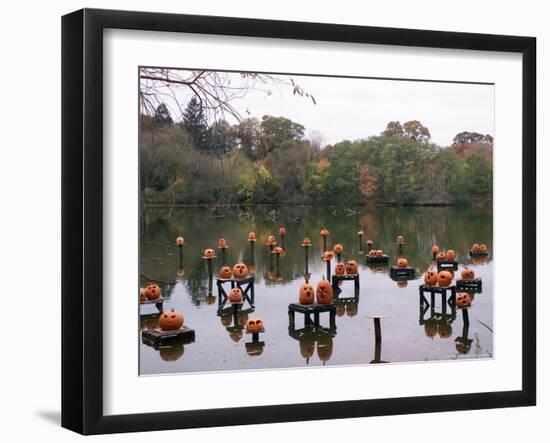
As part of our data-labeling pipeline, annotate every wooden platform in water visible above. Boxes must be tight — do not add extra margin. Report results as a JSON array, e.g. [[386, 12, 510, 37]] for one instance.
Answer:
[[436, 259, 458, 271], [366, 255, 389, 263], [288, 303, 336, 329], [457, 278, 483, 292], [469, 250, 489, 257], [418, 284, 457, 307], [390, 266, 416, 279], [141, 326, 195, 346]]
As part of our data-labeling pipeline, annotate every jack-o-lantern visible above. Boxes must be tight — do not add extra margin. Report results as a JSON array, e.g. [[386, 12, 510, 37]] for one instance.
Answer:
[[436, 252, 447, 261], [479, 244, 488, 253], [376, 249, 384, 257], [446, 249, 456, 260], [140, 287, 147, 302], [159, 345, 184, 362], [432, 245, 440, 254], [461, 268, 476, 280], [245, 317, 264, 333], [346, 303, 358, 316], [396, 235, 405, 244], [159, 309, 184, 331], [357, 229, 364, 236], [176, 268, 185, 278], [368, 249, 376, 256], [176, 236, 185, 246], [322, 251, 334, 261], [424, 268, 438, 286], [333, 243, 344, 254], [396, 258, 408, 268], [218, 238, 228, 249], [302, 237, 312, 247], [145, 284, 161, 300], [272, 246, 283, 255], [219, 266, 233, 279], [266, 235, 277, 246], [203, 248, 216, 259], [300, 338, 315, 359], [438, 323, 453, 339], [345, 260, 358, 275], [437, 270, 454, 287], [316, 280, 334, 304], [456, 292, 473, 308], [397, 280, 408, 288], [232, 262, 249, 279], [299, 283, 315, 304], [320, 228, 330, 237], [472, 243, 480, 253], [248, 231, 257, 242], [334, 263, 346, 276], [278, 226, 286, 236], [317, 336, 333, 362], [366, 239, 374, 247], [228, 287, 243, 303]]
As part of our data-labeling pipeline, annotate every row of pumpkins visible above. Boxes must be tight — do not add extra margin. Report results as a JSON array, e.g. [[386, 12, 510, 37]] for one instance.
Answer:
[[423, 267, 478, 308]]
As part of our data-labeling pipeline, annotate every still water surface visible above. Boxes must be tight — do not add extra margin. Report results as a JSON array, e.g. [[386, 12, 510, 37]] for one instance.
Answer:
[[139, 206, 493, 375]]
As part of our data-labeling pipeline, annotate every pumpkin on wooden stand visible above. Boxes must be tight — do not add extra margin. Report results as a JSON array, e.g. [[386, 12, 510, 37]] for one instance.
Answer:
[[345, 260, 358, 275], [219, 266, 233, 279], [446, 249, 456, 260], [266, 235, 277, 246], [139, 287, 147, 302], [145, 284, 161, 300], [218, 238, 228, 249], [320, 228, 330, 237], [159, 309, 184, 331], [432, 245, 440, 255], [424, 268, 438, 286], [322, 251, 334, 261], [456, 292, 473, 308], [333, 243, 344, 254], [436, 252, 447, 261], [396, 235, 405, 244], [316, 280, 334, 304], [334, 263, 346, 276], [176, 236, 185, 246], [479, 244, 488, 253], [202, 248, 216, 259], [437, 271, 454, 288], [232, 262, 249, 279], [302, 237, 312, 247], [299, 283, 315, 305], [471, 243, 480, 253], [228, 287, 244, 303], [396, 257, 408, 268], [461, 268, 476, 280], [248, 232, 257, 242], [245, 317, 264, 333]]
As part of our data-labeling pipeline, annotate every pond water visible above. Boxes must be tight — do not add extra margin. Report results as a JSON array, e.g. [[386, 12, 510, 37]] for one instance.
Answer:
[[139, 206, 493, 375]]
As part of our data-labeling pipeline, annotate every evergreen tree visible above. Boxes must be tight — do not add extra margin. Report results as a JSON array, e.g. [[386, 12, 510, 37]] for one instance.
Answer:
[[181, 96, 209, 150], [153, 103, 173, 127]]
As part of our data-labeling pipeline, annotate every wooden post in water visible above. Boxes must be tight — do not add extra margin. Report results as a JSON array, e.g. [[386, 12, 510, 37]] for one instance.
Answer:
[[374, 317, 382, 345]]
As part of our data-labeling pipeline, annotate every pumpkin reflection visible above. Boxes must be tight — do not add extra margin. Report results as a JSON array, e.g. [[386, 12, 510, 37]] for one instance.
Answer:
[[159, 345, 184, 362], [346, 303, 358, 317], [246, 342, 264, 357], [317, 336, 333, 363], [437, 323, 453, 339]]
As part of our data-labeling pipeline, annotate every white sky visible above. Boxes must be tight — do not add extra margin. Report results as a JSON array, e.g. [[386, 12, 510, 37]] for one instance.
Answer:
[[153, 70, 494, 147]]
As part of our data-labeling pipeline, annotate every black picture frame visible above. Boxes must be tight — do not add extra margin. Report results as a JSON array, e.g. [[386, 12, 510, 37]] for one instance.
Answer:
[[62, 8, 536, 435]]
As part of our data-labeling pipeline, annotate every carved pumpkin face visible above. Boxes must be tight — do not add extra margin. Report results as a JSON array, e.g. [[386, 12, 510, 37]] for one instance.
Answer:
[[266, 235, 276, 246], [320, 228, 330, 237], [472, 243, 480, 252], [368, 249, 376, 256], [248, 231, 257, 242], [345, 260, 358, 275], [159, 309, 184, 331], [203, 248, 216, 259], [438, 323, 452, 339], [278, 226, 286, 236], [299, 283, 315, 304], [437, 271, 454, 287], [159, 345, 184, 362], [218, 238, 227, 249], [316, 280, 333, 304], [461, 268, 475, 280], [317, 336, 333, 362], [334, 263, 346, 275], [322, 251, 334, 261], [302, 237, 312, 246], [396, 235, 405, 244], [140, 288, 147, 302], [333, 243, 344, 254], [219, 266, 233, 279], [366, 240, 373, 247], [245, 317, 264, 333], [446, 249, 456, 260], [145, 284, 161, 300], [424, 268, 438, 286], [396, 258, 408, 268], [176, 236, 185, 246], [456, 292, 473, 308], [272, 246, 283, 255], [300, 338, 315, 359], [232, 262, 249, 279], [479, 244, 488, 253], [228, 287, 243, 303], [436, 252, 447, 260], [432, 245, 440, 254], [397, 280, 408, 288], [376, 249, 384, 257]]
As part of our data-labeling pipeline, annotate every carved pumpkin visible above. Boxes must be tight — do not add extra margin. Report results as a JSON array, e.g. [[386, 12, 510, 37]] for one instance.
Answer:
[[368, 249, 377, 256], [228, 287, 243, 303], [272, 246, 283, 255], [316, 280, 334, 304], [159, 345, 184, 362], [357, 229, 364, 236], [176, 268, 185, 278], [140, 287, 147, 302], [299, 283, 315, 304], [320, 228, 330, 237], [376, 249, 384, 256], [461, 268, 475, 280], [245, 317, 264, 333], [437, 271, 454, 287], [396, 235, 405, 244], [322, 251, 334, 261], [333, 243, 344, 254], [438, 323, 453, 339], [424, 268, 438, 286], [300, 338, 315, 359], [334, 263, 346, 276], [219, 266, 233, 279], [397, 280, 408, 288], [218, 238, 228, 249], [145, 284, 161, 300], [396, 258, 408, 268], [203, 248, 216, 259], [446, 249, 456, 260], [266, 235, 277, 246], [232, 262, 249, 279], [436, 252, 447, 260], [159, 309, 184, 331], [472, 243, 480, 253], [456, 292, 473, 308], [302, 237, 312, 247], [479, 244, 488, 253], [248, 231, 257, 242], [432, 245, 440, 254], [278, 226, 286, 236], [176, 236, 185, 246], [366, 239, 374, 247], [345, 260, 358, 275], [317, 336, 333, 362]]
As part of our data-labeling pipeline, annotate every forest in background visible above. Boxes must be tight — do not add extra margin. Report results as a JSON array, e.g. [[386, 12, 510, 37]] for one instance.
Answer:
[[140, 98, 493, 207]]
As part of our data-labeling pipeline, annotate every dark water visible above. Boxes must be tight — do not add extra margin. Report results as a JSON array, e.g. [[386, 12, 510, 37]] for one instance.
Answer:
[[139, 206, 493, 375]]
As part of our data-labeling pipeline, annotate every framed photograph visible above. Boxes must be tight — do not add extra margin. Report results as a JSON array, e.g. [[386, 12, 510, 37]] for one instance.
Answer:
[[62, 8, 536, 435]]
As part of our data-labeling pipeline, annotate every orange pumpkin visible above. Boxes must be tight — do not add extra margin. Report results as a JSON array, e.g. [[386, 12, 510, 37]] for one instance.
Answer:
[[139, 287, 147, 302], [266, 235, 277, 246], [472, 243, 480, 253], [176, 236, 185, 246], [272, 246, 283, 255], [376, 249, 384, 257], [322, 251, 334, 261], [316, 280, 334, 304], [479, 244, 488, 253], [333, 243, 344, 254], [432, 245, 440, 254], [368, 249, 377, 256], [218, 238, 228, 249], [203, 248, 216, 259], [228, 287, 243, 303], [456, 292, 473, 308], [396, 258, 408, 268], [317, 336, 333, 362], [437, 271, 454, 287], [345, 260, 358, 275], [159, 309, 184, 331], [366, 239, 374, 247], [357, 229, 364, 236], [219, 266, 233, 279], [245, 317, 264, 333], [436, 252, 447, 260], [232, 263, 249, 279], [396, 235, 405, 244], [461, 268, 475, 280], [334, 263, 346, 275], [248, 231, 257, 242], [302, 237, 312, 247], [424, 268, 438, 286], [320, 228, 330, 237], [446, 249, 456, 260], [299, 283, 315, 304], [145, 284, 161, 300], [278, 226, 286, 236]]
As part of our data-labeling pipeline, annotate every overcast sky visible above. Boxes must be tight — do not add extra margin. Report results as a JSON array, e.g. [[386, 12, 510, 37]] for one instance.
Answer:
[[150, 70, 494, 147]]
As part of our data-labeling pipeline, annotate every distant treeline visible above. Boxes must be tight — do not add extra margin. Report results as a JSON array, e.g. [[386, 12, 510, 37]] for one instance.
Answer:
[[140, 101, 493, 207]]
